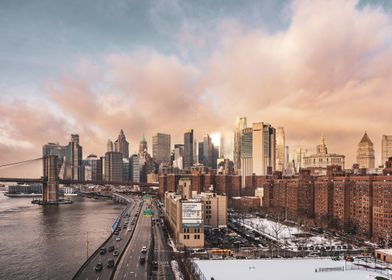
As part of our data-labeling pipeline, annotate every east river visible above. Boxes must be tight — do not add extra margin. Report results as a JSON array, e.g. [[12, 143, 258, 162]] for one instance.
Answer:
[[0, 192, 122, 280]]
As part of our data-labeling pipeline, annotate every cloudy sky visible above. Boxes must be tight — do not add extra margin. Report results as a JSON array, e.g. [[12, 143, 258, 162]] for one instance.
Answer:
[[1, 0, 392, 175]]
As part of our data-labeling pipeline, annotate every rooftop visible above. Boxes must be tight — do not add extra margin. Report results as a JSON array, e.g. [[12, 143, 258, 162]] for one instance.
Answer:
[[195, 258, 390, 280]]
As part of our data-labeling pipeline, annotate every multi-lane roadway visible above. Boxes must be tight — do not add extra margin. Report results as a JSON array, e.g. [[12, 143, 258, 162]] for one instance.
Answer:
[[74, 196, 176, 280], [74, 195, 142, 280], [151, 203, 175, 280], [114, 199, 152, 280]]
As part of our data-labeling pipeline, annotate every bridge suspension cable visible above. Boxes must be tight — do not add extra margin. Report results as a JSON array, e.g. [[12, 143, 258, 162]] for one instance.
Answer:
[[0, 157, 43, 169]]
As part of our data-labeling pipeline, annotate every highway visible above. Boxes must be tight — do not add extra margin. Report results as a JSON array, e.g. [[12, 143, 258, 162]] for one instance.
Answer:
[[73, 195, 142, 280], [114, 198, 152, 280], [151, 202, 175, 280]]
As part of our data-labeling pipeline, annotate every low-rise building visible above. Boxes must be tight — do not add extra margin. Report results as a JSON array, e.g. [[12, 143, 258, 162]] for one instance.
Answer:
[[375, 249, 392, 263], [164, 191, 205, 248], [230, 196, 261, 211]]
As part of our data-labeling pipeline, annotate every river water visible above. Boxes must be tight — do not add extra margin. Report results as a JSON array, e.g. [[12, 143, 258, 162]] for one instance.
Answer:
[[0, 192, 123, 280]]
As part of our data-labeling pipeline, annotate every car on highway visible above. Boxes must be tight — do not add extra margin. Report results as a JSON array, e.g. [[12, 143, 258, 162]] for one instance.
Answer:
[[152, 261, 158, 270], [114, 231, 119, 235], [95, 262, 103, 271], [139, 256, 146, 264], [116, 237, 121, 241], [108, 245, 114, 252], [99, 248, 106, 255], [113, 250, 119, 256], [141, 246, 147, 253], [107, 259, 114, 268]]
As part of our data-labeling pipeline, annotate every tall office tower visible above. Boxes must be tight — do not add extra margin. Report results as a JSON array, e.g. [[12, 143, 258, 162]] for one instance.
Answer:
[[184, 129, 194, 169], [114, 129, 129, 159], [193, 140, 198, 164], [285, 146, 290, 167], [293, 147, 307, 173], [220, 134, 225, 158], [357, 131, 375, 169], [139, 134, 148, 154], [382, 135, 392, 166], [43, 142, 66, 158], [122, 158, 130, 181], [42, 142, 66, 177], [240, 127, 253, 187], [173, 144, 184, 169], [198, 142, 204, 164], [234, 117, 247, 171], [129, 154, 140, 183], [84, 154, 103, 182], [64, 134, 83, 180], [107, 139, 114, 152], [275, 127, 285, 172], [152, 133, 171, 165], [173, 144, 184, 159], [199, 134, 214, 168], [252, 122, 276, 175], [104, 151, 123, 182], [213, 146, 219, 169]]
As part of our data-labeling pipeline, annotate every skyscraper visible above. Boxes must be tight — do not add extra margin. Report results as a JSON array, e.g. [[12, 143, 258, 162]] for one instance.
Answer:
[[382, 135, 392, 166], [152, 133, 171, 165], [252, 122, 276, 175], [220, 134, 225, 158], [184, 129, 194, 169], [293, 147, 307, 173], [104, 151, 123, 182], [129, 154, 140, 183], [173, 144, 184, 170], [275, 127, 285, 172], [234, 117, 247, 171], [240, 127, 253, 187], [114, 129, 129, 158], [357, 131, 375, 169], [122, 158, 130, 181], [107, 139, 114, 152], [42, 142, 66, 177], [84, 154, 103, 182], [199, 134, 214, 168], [139, 134, 148, 154], [65, 134, 83, 180]]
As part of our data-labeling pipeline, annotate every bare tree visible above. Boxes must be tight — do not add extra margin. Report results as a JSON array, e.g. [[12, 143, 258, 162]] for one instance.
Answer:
[[271, 216, 285, 257]]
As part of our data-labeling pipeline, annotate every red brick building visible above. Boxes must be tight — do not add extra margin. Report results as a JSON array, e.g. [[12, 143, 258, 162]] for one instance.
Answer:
[[348, 176, 373, 238], [372, 176, 392, 243]]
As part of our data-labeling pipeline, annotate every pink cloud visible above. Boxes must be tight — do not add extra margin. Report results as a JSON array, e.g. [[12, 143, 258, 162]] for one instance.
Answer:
[[1, 0, 392, 175]]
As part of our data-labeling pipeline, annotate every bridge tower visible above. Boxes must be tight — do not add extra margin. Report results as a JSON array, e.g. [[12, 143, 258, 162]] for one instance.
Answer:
[[43, 155, 59, 203]]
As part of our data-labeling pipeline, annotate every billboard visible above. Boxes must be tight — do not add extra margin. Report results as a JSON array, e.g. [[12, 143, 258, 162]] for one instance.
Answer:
[[182, 202, 202, 227]]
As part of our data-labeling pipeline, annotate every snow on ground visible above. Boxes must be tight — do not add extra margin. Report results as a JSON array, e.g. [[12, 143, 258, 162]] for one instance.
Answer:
[[237, 217, 351, 251], [195, 258, 392, 280], [241, 217, 300, 239]]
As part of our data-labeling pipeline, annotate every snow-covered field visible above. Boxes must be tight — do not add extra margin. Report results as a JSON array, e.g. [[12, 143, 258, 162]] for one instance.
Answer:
[[241, 217, 300, 239], [195, 258, 392, 280], [235, 217, 354, 252]]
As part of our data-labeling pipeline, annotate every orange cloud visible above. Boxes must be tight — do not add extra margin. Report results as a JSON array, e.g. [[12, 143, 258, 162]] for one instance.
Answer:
[[1, 0, 392, 175]]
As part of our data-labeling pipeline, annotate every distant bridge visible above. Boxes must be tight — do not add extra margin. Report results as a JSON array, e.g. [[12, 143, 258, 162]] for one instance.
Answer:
[[0, 155, 158, 204]]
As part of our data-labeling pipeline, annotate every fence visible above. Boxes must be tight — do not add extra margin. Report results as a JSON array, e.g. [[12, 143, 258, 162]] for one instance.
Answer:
[[345, 263, 392, 279]]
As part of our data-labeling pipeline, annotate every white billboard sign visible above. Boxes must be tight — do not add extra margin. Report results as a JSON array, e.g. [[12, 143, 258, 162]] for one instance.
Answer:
[[182, 202, 202, 226]]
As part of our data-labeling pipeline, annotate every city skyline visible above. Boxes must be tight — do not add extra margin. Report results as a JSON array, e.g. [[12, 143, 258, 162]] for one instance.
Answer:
[[2, 0, 392, 168]]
